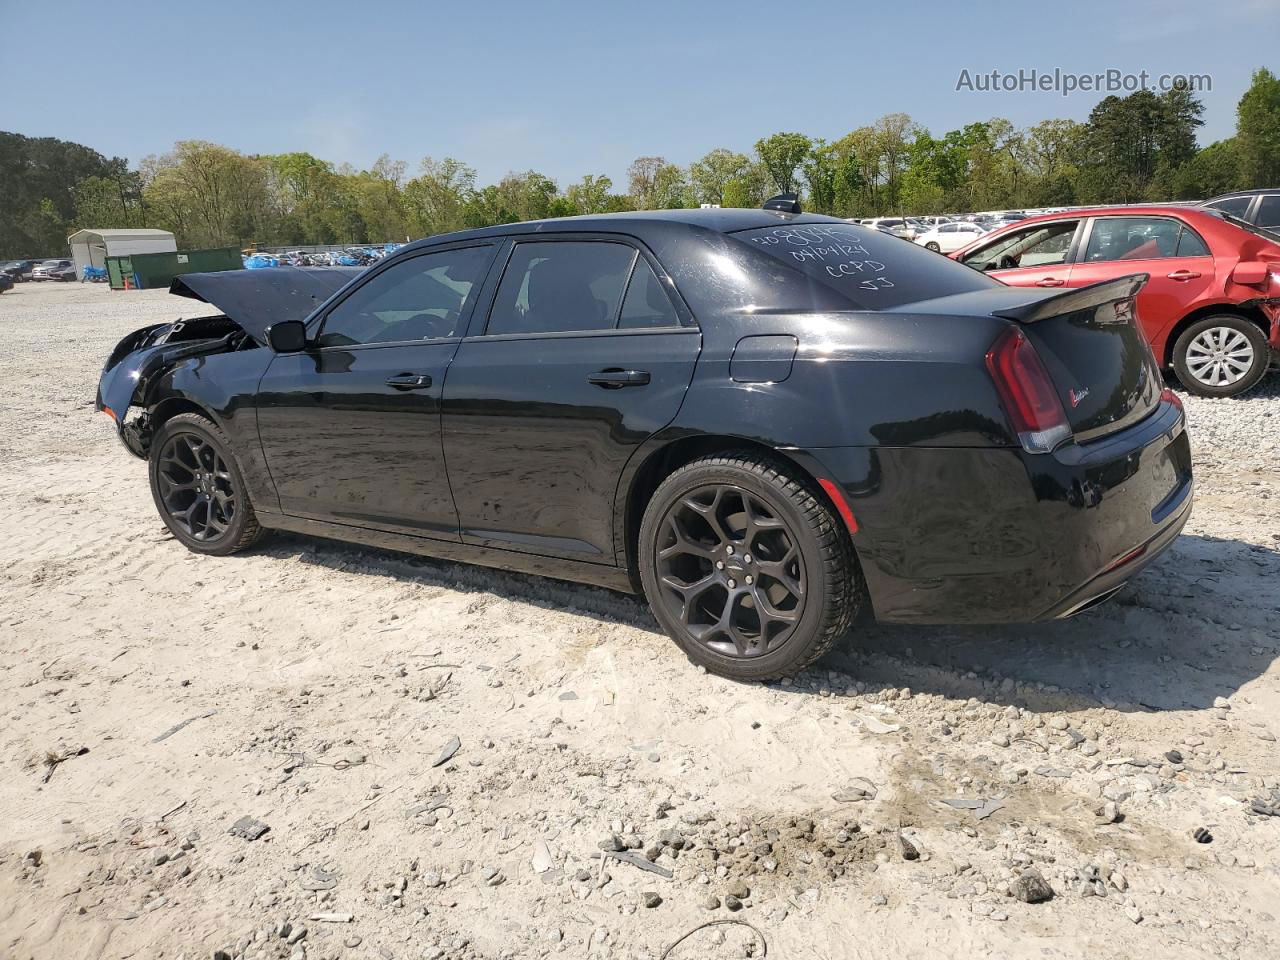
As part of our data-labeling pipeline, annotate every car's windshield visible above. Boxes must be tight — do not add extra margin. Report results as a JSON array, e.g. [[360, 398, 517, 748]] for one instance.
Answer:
[[732, 221, 997, 308]]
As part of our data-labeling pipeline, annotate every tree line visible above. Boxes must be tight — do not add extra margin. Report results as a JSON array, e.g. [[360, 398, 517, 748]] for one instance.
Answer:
[[2, 67, 1277, 258]]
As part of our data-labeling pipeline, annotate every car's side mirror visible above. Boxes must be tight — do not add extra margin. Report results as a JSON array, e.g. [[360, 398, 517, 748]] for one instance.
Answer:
[[267, 320, 308, 353]]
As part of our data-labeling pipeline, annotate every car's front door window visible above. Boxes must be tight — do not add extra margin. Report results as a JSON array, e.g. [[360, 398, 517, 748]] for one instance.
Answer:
[[963, 221, 1078, 271], [316, 245, 492, 347]]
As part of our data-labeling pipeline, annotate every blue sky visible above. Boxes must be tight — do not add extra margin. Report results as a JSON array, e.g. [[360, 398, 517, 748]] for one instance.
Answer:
[[1, 0, 1272, 186]]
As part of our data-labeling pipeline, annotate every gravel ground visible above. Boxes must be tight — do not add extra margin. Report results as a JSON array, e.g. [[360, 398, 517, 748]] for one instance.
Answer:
[[1, 281, 1279, 960]]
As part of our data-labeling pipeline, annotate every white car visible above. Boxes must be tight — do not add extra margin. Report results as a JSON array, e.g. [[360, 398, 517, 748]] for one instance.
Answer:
[[913, 221, 988, 253], [858, 217, 919, 241]]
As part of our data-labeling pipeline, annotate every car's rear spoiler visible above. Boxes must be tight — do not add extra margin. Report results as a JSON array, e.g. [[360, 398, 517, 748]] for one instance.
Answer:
[[989, 274, 1149, 324]]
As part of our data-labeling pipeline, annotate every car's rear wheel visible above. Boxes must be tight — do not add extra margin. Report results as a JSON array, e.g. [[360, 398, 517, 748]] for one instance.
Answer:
[[149, 412, 265, 555], [638, 452, 861, 681], [1172, 315, 1269, 398], [925, 241, 941, 252]]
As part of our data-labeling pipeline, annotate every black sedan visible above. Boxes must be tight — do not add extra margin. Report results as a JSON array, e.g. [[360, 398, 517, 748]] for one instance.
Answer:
[[97, 201, 1192, 680]]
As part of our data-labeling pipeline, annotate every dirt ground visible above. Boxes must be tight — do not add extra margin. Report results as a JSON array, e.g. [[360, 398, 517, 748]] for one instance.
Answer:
[[2, 280, 1279, 960]]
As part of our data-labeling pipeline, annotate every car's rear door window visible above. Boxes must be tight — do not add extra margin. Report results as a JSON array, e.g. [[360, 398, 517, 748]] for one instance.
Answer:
[[1083, 217, 1197, 262], [486, 241, 637, 335], [1175, 226, 1211, 257], [618, 258, 681, 329], [732, 222, 995, 308]]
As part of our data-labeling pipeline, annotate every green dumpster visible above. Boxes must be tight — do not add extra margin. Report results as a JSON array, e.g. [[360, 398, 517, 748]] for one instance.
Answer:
[[106, 246, 242, 290]]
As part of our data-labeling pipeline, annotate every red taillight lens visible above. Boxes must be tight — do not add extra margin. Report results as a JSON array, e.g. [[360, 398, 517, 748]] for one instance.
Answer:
[[985, 327, 1072, 454]]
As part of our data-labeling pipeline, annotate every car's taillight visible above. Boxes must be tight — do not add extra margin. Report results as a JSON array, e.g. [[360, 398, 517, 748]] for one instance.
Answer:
[[985, 327, 1072, 454]]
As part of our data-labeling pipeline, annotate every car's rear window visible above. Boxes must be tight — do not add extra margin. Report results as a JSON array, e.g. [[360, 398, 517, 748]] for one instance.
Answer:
[[731, 222, 997, 308]]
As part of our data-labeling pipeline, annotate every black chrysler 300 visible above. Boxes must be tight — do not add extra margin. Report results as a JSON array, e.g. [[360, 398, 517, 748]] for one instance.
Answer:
[[98, 203, 1192, 680]]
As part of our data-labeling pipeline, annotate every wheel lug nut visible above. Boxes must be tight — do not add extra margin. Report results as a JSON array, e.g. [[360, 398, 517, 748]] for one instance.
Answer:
[[727, 579, 736, 589], [726, 545, 734, 555], [716, 561, 725, 570], [744, 554, 752, 563], [745, 575, 754, 585]]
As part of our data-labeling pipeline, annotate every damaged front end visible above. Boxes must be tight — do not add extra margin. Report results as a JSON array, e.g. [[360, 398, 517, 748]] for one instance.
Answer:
[[96, 266, 361, 458], [96, 316, 253, 458]]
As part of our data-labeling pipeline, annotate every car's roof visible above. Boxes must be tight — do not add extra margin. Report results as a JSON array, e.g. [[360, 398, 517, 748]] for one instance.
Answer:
[[1004, 205, 1220, 227], [1203, 187, 1279, 201], [400, 207, 843, 252]]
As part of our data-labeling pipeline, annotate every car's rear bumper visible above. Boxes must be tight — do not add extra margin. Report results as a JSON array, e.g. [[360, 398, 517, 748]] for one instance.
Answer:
[[797, 395, 1192, 624]]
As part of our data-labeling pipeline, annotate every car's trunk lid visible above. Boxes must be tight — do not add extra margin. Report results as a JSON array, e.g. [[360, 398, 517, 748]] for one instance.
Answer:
[[889, 274, 1161, 444]]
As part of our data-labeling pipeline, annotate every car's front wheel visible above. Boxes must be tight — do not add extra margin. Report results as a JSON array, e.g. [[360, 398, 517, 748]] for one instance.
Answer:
[[1172, 315, 1269, 398], [925, 241, 941, 252], [639, 453, 862, 680], [149, 412, 266, 555]]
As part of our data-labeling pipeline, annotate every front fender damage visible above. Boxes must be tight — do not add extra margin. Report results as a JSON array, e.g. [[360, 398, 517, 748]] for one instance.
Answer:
[[96, 316, 247, 458]]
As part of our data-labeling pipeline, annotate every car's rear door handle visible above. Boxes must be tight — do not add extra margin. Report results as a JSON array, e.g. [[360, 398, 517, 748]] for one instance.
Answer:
[[385, 374, 432, 390], [1035, 277, 1065, 287], [588, 368, 651, 388], [1167, 269, 1201, 281]]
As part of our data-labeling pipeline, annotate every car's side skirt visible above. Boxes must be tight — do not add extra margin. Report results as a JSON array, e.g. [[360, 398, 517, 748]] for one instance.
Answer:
[[257, 511, 638, 594]]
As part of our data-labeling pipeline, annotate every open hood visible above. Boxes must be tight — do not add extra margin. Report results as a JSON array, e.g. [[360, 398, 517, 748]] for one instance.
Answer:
[[169, 266, 362, 343]]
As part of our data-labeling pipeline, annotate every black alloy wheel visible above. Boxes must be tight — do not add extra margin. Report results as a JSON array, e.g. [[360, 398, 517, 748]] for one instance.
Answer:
[[156, 431, 237, 542], [654, 483, 805, 658], [148, 412, 265, 555], [639, 453, 862, 680]]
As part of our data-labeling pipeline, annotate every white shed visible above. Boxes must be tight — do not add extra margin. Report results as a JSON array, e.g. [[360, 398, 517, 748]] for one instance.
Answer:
[[67, 228, 177, 277]]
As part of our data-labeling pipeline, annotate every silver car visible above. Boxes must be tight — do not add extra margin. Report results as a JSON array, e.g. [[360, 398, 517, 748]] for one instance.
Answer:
[[31, 259, 75, 281]]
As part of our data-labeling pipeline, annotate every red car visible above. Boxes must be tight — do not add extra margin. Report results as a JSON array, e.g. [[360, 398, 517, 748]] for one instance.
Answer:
[[952, 207, 1280, 396]]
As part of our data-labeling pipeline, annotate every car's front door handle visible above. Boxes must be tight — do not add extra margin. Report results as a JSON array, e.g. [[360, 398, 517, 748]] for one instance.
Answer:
[[588, 368, 651, 388], [385, 374, 432, 390], [1035, 277, 1065, 287], [1167, 269, 1202, 281]]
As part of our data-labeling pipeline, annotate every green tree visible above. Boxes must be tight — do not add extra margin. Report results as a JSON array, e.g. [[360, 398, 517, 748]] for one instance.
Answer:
[[651, 163, 694, 208], [627, 156, 668, 208], [350, 155, 408, 242], [72, 174, 144, 230], [566, 174, 614, 214], [689, 148, 752, 205], [1236, 67, 1280, 187], [142, 141, 270, 246], [0, 132, 133, 256], [1174, 138, 1244, 198], [403, 156, 476, 237], [754, 132, 812, 194]]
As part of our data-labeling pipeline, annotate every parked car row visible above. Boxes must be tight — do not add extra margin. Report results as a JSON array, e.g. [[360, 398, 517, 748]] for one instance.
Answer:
[[242, 244, 404, 270], [2, 257, 79, 282]]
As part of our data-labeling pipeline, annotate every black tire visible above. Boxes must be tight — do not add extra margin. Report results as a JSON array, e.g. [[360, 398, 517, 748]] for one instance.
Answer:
[[638, 452, 862, 680], [148, 412, 266, 555], [925, 241, 941, 252], [1172, 315, 1269, 398]]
